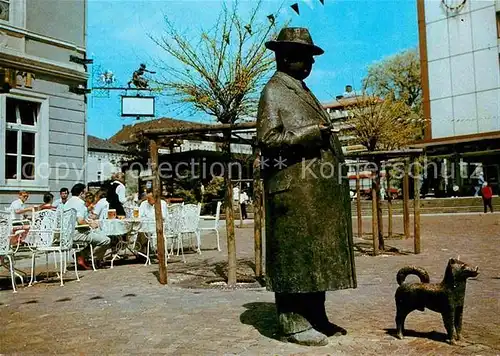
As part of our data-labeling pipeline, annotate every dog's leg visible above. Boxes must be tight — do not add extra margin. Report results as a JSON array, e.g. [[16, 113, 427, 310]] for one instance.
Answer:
[[454, 306, 464, 341], [395, 307, 409, 339], [442, 311, 456, 344]]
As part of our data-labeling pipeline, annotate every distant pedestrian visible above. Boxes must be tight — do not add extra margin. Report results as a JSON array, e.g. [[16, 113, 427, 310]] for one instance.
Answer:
[[240, 190, 249, 220], [481, 182, 493, 213]]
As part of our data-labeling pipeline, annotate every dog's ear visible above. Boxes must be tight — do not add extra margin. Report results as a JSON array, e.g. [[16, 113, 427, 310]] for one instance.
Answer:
[[457, 255, 460, 261]]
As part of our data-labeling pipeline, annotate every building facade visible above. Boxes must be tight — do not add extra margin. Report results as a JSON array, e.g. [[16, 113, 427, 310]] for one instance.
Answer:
[[87, 135, 129, 184], [417, 0, 500, 195], [423, 0, 500, 138], [0, 0, 88, 207]]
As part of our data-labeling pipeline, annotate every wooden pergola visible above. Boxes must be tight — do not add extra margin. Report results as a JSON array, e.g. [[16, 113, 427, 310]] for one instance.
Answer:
[[140, 121, 263, 285], [345, 148, 424, 255], [140, 119, 424, 283]]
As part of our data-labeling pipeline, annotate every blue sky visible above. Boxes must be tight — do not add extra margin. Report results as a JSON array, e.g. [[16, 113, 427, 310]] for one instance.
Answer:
[[87, 0, 419, 138]]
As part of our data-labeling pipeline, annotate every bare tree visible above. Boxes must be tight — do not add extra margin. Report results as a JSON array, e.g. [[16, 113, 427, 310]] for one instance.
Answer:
[[151, 1, 281, 285], [346, 93, 421, 251]]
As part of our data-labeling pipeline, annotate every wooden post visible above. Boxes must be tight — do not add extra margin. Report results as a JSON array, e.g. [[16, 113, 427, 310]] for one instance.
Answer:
[[375, 159, 384, 251], [238, 181, 243, 228], [403, 159, 410, 239], [413, 156, 421, 254], [356, 160, 362, 238], [371, 174, 379, 256], [253, 148, 263, 277], [387, 166, 393, 239], [149, 139, 167, 285], [223, 133, 237, 286]]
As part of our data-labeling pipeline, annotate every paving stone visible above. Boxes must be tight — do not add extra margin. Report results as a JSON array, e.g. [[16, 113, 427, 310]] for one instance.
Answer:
[[0, 214, 499, 355]]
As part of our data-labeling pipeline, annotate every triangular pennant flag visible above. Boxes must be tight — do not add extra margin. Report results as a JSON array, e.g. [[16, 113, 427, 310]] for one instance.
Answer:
[[267, 14, 275, 25], [319, 0, 324, 4], [224, 34, 230, 45], [291, 3, 300, 15], [244, 24, 252, 35]]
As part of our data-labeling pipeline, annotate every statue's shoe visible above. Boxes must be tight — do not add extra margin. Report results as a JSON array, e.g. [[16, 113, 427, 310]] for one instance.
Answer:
[[314, 322, 347, 337], [284, 328, 328, 346]]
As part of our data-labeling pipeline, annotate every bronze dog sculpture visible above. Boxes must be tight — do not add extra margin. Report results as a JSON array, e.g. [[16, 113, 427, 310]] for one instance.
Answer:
[[395, 258, 479, 344]]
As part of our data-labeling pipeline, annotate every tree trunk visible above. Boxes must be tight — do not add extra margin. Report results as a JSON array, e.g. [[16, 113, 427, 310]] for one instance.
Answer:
[[223, 131, 237, 286]]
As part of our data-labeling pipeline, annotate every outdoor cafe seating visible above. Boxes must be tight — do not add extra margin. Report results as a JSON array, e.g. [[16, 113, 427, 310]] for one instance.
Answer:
[[0, 199, 220, 293]]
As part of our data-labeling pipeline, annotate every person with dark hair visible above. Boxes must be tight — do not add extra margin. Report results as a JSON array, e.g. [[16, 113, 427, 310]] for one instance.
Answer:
[[53, 187, 70, 209], [64, 183, 110, 269], [107, 172, 126, 216], [39, 192, 55, 211]]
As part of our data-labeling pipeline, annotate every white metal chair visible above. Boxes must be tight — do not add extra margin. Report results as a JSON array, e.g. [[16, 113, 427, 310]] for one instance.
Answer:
[[163, 203, 185, 262], [0, 213, 24, 292], [179, 203, 202, 254], [199, 201, 222, 251]]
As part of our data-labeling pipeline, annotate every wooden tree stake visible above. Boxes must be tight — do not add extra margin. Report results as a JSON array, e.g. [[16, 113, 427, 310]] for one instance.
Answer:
[[387, 166, 393, 239], [371, 175, 379, 256], [149, 139, 167, 285], [253, 148, 263, 277], [223, 133, 237, 286], [403, 159, 410, 239], [356, 160, 362, 238], [413, 156, 421, 254]]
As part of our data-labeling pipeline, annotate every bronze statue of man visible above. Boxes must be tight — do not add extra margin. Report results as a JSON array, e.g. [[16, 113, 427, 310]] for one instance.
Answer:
[[257, 27, 357, 346]]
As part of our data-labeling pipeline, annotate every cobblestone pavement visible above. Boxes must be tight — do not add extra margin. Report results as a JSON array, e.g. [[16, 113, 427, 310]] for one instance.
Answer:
[[1, 214, 499, 355]]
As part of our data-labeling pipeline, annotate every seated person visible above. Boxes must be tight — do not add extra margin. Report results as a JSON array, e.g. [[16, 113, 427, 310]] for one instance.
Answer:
[[92, 189, 109, 220], [84, 191, 96, 219], [9, 191, 36, 220], [139, 191, 168, 221], [52, 187, 69, 209], [136, 191, 168, 254], [64, 183, 110, 270], [39, 192, 55, 210]]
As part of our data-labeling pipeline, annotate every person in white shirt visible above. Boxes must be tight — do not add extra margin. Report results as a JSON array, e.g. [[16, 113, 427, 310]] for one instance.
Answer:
[[92, 189, 109, 220], [239, 190, 249, 220], [52, 187, 69, 209], [136, 191, 168, 254], [9, 191, 35, 220], [139, 192, 168, 221], [233, 186, 240, 201], [64, 183, 110, 270]]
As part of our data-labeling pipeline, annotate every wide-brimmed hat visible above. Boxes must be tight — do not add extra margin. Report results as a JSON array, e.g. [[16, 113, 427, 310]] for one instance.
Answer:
[[265, 27, 324, 55]]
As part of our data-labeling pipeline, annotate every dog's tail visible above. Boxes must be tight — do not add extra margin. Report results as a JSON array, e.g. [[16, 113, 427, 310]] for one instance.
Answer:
[[396, 266, 430, 285]]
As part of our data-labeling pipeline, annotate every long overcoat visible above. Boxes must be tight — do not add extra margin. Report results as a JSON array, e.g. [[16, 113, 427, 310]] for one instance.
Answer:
[[257, 71, 357, 293]]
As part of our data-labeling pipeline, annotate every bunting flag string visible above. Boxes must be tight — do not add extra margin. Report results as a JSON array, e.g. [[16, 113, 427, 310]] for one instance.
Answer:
[[290, 3, 300, 15], [267, 14, 275, 25], [319, 0, 324, 4]]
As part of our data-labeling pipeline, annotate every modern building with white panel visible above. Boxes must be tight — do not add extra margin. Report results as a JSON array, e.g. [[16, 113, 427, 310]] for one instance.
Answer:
[[416, 0, 500, 196], [0, 0, 88, 208]]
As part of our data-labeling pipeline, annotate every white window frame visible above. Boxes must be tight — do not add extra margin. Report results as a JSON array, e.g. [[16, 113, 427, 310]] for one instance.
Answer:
[[0, 0, 25, 28], [0, 91, 49, 190]]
